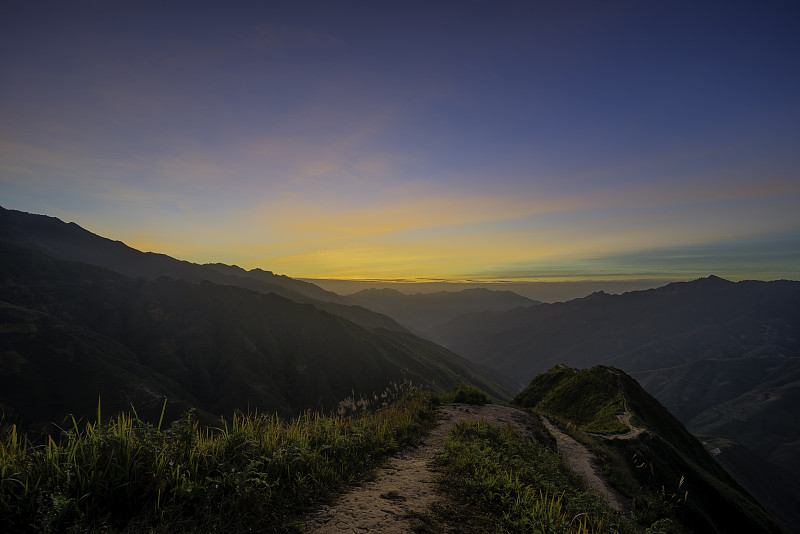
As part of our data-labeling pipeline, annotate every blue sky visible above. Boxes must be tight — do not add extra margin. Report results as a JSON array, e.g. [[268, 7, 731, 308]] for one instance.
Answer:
[[2, 1, 799, 289]]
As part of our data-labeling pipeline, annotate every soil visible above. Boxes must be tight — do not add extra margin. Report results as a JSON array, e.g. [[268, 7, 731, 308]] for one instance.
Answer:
[[588, 370, 646, 441], [539, 416, 627, 513], [303, 402, 629, 532], [302, 403, 536, 533]]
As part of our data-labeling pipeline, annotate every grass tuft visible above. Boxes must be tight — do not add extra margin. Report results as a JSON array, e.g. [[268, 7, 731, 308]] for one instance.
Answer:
[[434, 420, 628, 533], [444, 383, 491, 405]]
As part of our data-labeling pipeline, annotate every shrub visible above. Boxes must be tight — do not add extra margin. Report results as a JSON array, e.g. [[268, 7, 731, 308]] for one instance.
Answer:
[[446, 383, 491, 405]]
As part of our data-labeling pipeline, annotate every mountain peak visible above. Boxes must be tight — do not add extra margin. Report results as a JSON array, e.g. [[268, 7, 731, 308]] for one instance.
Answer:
[[698, 274, 733, 284], [350, 288, 405, 297]]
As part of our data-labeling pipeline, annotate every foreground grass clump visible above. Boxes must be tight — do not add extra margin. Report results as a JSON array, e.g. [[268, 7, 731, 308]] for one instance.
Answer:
[[445, 383, 491, 405], [0, 388, 436, 533], [437, 420, 626, 533]]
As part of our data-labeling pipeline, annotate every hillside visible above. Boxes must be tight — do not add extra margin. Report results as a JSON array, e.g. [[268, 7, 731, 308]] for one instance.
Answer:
[[347, 287, 540, 333], [430, 276, 800, 377], [204, 263, 350, 304], [514, 365, 784, 533], [0, 241, 515, 430], [430, 276, 800, 528], [0, 206, 407, 333]]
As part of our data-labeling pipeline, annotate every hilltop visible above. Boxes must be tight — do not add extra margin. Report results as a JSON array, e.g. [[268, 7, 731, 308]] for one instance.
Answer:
[[0, 205, 792, 531], [430, 277, 800, 528], [514, 365, 784, 533]]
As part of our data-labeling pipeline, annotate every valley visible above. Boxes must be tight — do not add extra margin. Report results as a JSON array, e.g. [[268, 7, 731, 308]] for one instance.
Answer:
[[1, 206, 797, 533]]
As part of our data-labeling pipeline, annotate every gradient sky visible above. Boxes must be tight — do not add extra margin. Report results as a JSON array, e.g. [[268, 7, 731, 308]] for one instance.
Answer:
[[2, 1, 799, 287]]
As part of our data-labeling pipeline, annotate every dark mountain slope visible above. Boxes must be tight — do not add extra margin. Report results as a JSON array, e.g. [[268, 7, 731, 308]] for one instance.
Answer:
[[430, 276, 799, 377], [0, 206, 407, 333], [0, 242, 515, 430], [702, 436, 800, 531], [0, 206, 285, 291], [205, 263, 350, 304], [348, 287, 540, 333], [634, 356, 800, 472], [515, 365, 784, 534], [432, 277, 800, 529], [0, 300, 203, 430]]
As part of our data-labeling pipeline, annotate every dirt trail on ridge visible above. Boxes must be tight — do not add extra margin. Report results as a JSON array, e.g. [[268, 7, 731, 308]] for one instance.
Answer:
[[588, 370, 646, 441], [539, 416, 627, 513], [539, 370, 642, 513], [303, 403, 536, 534]]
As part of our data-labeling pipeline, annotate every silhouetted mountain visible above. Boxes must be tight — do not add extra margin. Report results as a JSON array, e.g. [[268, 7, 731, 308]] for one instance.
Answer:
[[0, 206, 407, 333], [0, 241, 516, 431], [515, 365, 784, 533], [204, 263, 350, 304], [347, 287, 540, 333], [432, 277, 800, 529]]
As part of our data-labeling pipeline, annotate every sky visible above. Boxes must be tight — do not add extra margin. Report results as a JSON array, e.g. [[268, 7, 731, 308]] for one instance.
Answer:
[[2, 1, 799, 295]]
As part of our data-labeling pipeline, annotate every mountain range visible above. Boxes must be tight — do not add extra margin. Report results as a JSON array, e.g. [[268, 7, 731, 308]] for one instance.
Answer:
[[0, 206, 408, 333], [0, 207, 516, 431], [514, 365, 784, 533], [347, 286, 539, 334], [1, 205, 796, 531], [428, 276, 800, 530]]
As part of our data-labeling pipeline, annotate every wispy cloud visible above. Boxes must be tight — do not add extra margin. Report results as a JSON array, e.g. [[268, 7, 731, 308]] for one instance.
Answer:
[[2, 2, 798, 283]]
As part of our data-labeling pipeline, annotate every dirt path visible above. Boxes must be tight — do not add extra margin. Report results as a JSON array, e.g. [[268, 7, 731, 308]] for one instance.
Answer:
[[303, 403, 536, 533], [590, 370, 646, 440], [539, 416, 627, 513]]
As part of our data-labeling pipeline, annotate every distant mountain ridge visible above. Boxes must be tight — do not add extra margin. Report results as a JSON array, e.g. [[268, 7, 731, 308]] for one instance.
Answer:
[[0, 208, 518, 430], [430, 275, 799, 376], [3, 205, 795, 529], [430, 276, 800, 530], [0, 240, 517, 429], [0, 206, 408, 333], [204, 263, 350, 304], [347, 286, 540, 333]]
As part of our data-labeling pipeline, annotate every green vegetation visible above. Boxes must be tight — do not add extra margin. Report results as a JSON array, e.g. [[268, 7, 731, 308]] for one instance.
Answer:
[[0, 387, 436, 533], [430, 275, 800, 528], [434, 420, 623, 533], [444, 383, 491, 405], [515, 366, 627, 434], [514, 365, 784, 534]]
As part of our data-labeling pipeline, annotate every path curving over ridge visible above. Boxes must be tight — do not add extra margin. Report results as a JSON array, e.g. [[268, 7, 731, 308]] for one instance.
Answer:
[[539, 416, 628, 513], [303, 403, 536, 533]]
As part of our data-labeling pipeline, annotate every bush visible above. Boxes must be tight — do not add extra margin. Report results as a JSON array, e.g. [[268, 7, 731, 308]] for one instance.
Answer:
[[446, 383, 491, 405]]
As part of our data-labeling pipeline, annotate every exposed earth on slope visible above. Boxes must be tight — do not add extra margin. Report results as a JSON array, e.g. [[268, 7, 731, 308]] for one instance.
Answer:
[[539, 416, 626, 513], [304, 403, 616, 533], [586, 370, 647, 441]]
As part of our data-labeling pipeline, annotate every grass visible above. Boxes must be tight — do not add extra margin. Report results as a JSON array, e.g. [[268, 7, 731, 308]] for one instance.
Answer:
[[515, 366, 628, 435], [444, 382, 491, 405], [4, 377, 779, 534], [0, 383, 437, 533], [433, 419, 627, 533], [549, 417, 690, 534]]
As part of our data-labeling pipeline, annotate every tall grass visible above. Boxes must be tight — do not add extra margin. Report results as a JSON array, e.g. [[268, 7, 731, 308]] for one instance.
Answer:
[[0, 386, 436, 533], [437, 420, 626, 533]]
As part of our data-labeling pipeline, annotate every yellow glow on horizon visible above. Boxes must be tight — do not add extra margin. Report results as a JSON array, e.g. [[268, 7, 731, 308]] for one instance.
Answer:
[[70, 169, 800, 285]]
